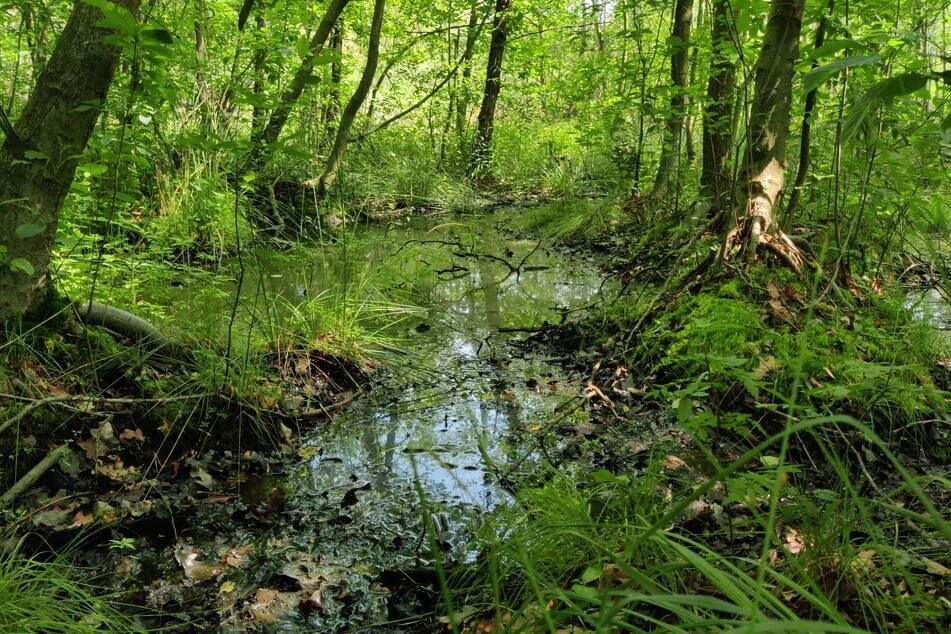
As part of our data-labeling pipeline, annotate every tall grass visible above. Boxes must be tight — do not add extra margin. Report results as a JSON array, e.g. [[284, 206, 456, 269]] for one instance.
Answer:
[[0, 541, 141, 633], [439, 415, 950, 633]]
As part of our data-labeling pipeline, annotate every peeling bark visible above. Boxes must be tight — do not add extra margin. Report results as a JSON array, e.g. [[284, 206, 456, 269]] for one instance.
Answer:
[[720, 0, 806, 272]]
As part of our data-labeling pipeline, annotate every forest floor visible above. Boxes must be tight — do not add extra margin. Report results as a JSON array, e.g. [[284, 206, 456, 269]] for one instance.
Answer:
[[1, 202, 949, 632]]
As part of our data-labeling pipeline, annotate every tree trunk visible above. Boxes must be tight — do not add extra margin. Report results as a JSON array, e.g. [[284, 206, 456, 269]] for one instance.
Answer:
[[323, 22, 344, 133], [456, 1, 482, 159], [720, 0, 806, 272], [0, 0, 141, 322], [783, 0, 835, 227], [700, 0, 737, 218], [468, 0, 512, 182], [309, 0, 387, 197], [648, 0, 694, 200], [244, 0, 352, 175]]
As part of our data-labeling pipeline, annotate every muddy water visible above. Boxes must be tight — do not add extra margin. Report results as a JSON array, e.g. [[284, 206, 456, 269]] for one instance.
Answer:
[[213, 210, 612, 630]]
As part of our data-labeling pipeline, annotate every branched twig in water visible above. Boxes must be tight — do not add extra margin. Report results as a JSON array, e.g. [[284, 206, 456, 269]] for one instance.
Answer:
[[0, 393, 210, 436]]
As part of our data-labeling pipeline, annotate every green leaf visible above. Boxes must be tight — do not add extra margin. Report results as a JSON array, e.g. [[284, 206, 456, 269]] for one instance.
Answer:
[[15, 223, 45, 239], [9, 258, 34, 275], [803, 55, 880, 93], [806, 38, 863, 61], [82, 0, 138, 34], [78, 163, 109, 177], [141, 27, 174, 45], [311, 49, 340, 66], [23, 150, 48, 161], [843, 73, 929, 141], [579, 564, 602, 584]]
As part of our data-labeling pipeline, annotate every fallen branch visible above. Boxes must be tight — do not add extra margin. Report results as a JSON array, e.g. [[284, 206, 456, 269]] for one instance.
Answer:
[[0, 444, 72, 510]]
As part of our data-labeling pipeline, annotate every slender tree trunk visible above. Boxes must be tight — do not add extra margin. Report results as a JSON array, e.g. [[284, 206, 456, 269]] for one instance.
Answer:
[[720, 0, 806, 272], [323, 22, 344, 133], [456, 1, 481, 158], [194, 8, 216, 129], [700, 0, 737, 218], [310, 0, 387, 197], [468, 0, 512, 182], [0, 0, 141, 321], [21, 4, 47, 79], [784, 0, 835, 227], [244, 0, 352, 175], [649, 0, 694, 200], [251, 15, 269, 137]]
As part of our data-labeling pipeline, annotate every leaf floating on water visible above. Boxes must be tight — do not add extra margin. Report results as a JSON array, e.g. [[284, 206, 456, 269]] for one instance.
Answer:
[[297, 445, 318, 459]]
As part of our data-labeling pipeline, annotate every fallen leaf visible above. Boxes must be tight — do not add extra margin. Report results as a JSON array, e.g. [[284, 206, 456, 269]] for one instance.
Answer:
[[661, 455, 688, 470], [753, 355, 781, 379], [922, 557, 951, 576], [119, 428, 146, 442], [297, 446, 318, 459], [67, 510, 94, 529], [192, 467, 215, 489], [783, 527, 806, 556]]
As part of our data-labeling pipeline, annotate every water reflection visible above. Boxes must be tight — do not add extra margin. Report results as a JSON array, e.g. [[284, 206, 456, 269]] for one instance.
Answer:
[[293, 213, 609, 513], [905, 287, 951, 329]]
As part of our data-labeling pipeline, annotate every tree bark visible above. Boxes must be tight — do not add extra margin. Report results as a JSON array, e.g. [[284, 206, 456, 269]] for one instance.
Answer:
[[309, 0, 387, 197], [720, 0, 806, 272], [244, 0, 352, 175], [649, 0, 694, 200], [0, 0, 141, 322], [468, 0, 513, 182], [700, 0, 737, 218]]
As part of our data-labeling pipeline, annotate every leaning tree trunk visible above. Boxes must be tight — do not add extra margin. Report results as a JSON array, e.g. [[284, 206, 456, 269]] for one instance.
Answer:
[[310, 0, 387, 198], [243, 0, 352, 175], [0, 0, 141, 322], [648, 0, 694, 201], [468, 0, 512, 182], [700, 0, 737, 219], [720, 0, 806, 272]]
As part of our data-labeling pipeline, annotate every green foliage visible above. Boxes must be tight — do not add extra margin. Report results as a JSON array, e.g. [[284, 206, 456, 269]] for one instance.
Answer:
[[637, 282, 947, 439]]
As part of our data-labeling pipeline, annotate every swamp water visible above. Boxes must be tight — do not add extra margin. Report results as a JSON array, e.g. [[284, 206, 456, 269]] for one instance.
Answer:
[[137, 210, 614, 631]]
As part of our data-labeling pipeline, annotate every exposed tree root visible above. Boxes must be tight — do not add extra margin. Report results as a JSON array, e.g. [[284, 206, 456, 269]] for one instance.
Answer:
[[75, 301, 189, 360], [720, 214, 807, 273]]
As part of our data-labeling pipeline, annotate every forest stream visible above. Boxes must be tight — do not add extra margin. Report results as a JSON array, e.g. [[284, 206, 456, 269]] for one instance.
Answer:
[[101, 209, 616, 631]]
